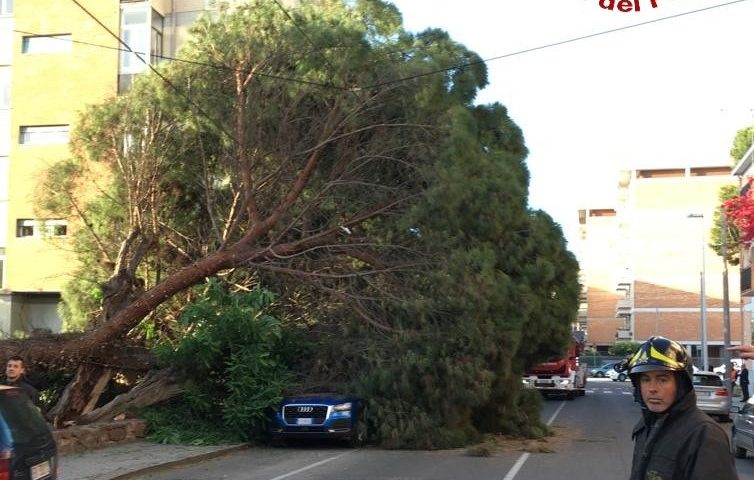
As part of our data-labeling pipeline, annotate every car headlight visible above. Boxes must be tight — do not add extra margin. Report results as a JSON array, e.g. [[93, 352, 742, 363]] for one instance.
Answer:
[[332, 402, 352, 412]]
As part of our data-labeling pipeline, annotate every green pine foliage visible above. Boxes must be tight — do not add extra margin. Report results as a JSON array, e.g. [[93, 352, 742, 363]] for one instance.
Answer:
[[34, 0, 580, 448], [342, 105, 579, 448]]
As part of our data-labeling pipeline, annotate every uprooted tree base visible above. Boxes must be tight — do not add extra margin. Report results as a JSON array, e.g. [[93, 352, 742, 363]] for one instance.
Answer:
[[0, 332, 175, 427]]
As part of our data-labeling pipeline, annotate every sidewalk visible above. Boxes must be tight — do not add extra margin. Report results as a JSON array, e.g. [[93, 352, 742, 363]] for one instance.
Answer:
[[58, 441, 247, 480]]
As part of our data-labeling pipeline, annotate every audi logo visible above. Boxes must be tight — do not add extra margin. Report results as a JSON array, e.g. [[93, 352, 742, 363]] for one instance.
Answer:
[[297, 406, 314, 413]]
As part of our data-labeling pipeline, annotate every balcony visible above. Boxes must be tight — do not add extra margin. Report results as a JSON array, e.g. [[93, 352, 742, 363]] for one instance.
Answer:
[[742, 266, 753, 297], [616, 298, 632, 309], [615, 297, 632, 317], [616, 329, 633, 340]]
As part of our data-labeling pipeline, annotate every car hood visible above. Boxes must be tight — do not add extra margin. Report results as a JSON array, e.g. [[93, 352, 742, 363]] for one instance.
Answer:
[[282, 394, 356, 405]]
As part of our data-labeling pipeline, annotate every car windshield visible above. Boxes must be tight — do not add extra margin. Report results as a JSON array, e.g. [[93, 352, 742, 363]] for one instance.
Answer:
[[0, 389, 50, 447], [693, 375, 722, 387]]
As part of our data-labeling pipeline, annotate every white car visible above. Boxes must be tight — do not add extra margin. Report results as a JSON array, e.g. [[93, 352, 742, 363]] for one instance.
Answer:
[[608, 368, 628, 382]]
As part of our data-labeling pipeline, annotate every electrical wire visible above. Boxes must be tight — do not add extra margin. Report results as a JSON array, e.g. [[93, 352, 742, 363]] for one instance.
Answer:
[[69, 0, 238, 143], [10, 27, 351, 91], [268, 0, 359, 95], [13, 0, 749, 93], [361, 0, 752, 90]]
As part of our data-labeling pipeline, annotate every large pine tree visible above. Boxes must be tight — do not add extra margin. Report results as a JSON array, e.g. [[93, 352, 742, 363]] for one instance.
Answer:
[[29, 0, 580, 441]]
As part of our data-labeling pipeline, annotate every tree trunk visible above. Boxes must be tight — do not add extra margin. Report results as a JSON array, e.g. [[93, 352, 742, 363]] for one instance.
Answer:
[[76, 368, 183, 425]]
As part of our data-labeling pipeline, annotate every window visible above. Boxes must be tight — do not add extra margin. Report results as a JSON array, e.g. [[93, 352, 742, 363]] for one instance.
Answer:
[[19, 125, 70, 145], [15, 219, 67, 238], [120, 7, 149, 74], [0, 0, 12, 16], [693, 374, 722, 387], [43, 219, 67, 237], [16, 219, 34, 238], [21, 35, 72, 54], [119, 5, 164, 75], [151, 10, 164, 65]]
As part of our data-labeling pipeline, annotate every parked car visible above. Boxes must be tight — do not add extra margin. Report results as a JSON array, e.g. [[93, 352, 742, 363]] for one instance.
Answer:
[[270, 393, 363, 447], [692, 371, 731, 422], [608, 368, 628, 382], [590, 362, 620, 378], [731, 395, 754, 459], [0, 385, 57, 479]]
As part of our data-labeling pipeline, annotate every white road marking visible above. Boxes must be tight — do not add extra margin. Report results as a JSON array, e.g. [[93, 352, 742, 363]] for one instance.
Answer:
[[502, 452, 530, 480], [266, 451, 354, 480], [502, 401, 566, 480]]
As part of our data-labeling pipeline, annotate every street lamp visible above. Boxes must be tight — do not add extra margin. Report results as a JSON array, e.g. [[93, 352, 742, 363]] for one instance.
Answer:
[[688, 213, 708, 370], [720, 205, 732, 391]]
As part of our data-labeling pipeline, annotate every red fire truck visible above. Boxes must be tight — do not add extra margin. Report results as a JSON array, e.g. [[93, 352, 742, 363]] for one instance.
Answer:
[[522, 331, 588, 399]]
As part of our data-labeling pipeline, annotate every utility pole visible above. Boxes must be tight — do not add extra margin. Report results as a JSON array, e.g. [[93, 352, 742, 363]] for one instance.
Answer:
[[721, 205, 732, 391], [688, 213, 708, 370]]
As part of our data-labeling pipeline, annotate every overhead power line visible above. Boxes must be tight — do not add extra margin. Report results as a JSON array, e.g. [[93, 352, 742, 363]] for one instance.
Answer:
[[361, 0, 752, 90], [69, 0, 238, 143], [17, 0, 746, 94]]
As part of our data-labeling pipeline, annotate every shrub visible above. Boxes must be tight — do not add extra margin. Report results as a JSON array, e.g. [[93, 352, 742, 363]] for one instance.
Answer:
[[146, 280, 295, 443]]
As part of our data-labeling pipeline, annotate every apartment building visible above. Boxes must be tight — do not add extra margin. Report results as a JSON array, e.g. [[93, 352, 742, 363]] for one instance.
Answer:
[[579, 165, 749, 369], [0, 0, 257, 335], [732, 144, 754, 347]]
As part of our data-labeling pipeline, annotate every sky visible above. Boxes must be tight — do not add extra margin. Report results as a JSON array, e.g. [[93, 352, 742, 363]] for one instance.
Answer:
[[387, 0, 754, 250]]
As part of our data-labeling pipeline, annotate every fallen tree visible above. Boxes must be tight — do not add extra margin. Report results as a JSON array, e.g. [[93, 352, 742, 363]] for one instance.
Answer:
[[18, 0, 579, 446]]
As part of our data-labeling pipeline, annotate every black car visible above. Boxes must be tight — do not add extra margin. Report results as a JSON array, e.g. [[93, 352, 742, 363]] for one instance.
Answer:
[[0, 385, 57, 479], [270, 393, 363, 447]]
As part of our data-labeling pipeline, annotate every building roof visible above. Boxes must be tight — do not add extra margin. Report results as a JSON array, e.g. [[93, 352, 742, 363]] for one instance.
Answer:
[[732, 142, 754, 177]]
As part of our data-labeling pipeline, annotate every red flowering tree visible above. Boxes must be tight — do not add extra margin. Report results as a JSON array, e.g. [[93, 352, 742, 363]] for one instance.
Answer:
[[723, 177, 754, 244]]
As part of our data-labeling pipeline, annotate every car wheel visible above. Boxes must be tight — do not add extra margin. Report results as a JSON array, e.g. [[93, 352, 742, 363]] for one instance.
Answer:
[[595, 372, 605, 378], [618, 373, 627, 382], [732, 430, 748, 458]]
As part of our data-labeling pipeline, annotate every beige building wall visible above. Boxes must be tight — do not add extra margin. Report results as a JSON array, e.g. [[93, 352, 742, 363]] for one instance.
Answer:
[[579, 166, 746, 366], [579, 208, 629, 348], [3, 0, 244, 335], [9, 0, 120, 293]]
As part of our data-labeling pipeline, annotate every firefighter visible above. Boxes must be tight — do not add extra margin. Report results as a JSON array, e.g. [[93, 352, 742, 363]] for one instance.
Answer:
[[622, 336, 738, 480]]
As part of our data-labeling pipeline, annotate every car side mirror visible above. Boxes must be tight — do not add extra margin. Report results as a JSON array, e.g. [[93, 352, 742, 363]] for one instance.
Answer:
[[730, 405, 741, 414]]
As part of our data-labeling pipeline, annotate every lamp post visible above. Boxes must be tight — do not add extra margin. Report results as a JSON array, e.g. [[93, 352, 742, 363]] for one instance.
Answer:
[[720, 205, 732, 391], [688, 213, 708, 370]]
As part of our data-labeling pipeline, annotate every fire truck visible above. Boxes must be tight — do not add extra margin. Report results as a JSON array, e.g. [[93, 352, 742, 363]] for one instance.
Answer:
[[522, 330, 588, 399]]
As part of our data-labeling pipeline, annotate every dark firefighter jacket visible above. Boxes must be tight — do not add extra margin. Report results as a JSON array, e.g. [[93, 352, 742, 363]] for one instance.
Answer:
[[630, 388, 738, 480]]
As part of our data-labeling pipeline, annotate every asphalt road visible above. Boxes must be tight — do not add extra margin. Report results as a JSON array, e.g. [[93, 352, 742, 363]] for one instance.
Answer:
[[138, 379, 754, 480]]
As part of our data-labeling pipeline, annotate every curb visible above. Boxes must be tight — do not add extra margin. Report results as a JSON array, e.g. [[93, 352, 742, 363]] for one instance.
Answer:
[[108, 443, 249, 479]]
